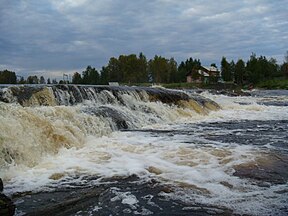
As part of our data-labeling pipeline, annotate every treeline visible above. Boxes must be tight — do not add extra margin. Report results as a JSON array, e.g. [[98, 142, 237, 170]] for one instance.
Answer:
[[221, 52, 288, 85], [0, 70, 57, 84], [73, 52, 288, 85], [71, 54, 205, 85], [72, 53, 180, 84], [1, 52, 288, 85]]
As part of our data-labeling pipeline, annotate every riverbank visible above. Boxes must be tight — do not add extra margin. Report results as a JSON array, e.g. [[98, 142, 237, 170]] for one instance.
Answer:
[[123, 79, 288, 93], [255, 79, 288, 89]]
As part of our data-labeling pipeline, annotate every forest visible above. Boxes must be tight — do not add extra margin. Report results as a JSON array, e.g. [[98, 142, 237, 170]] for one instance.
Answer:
[[1, 52, 288, 86]]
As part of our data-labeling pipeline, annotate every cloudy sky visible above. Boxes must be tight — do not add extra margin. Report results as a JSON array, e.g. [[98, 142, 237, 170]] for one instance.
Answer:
[[0, 0, 287, 79]]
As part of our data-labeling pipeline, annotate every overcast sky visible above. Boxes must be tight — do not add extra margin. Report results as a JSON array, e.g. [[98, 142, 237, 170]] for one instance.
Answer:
[[0, 0, 287, 79]]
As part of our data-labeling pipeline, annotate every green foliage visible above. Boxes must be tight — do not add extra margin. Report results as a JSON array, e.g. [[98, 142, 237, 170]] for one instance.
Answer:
[[39, 76, 46, 84], [0, 70, 17, 84], [221, 57, 233, 81], [245, 53, 280, 84], [27, 75, 39, 84], [177, 58, 201, 82], [103, 53, 149, 83], [281, 63, 288, 77], [81, 66, 100, 84], [281, 51, 288, 77], [234, 59, 245, 85], [210, 63, 217, 68], [3, 51, 287, 89], [72, 72, 82, 84], [256, 79, 288, 89], [147, 56, 179, 83]]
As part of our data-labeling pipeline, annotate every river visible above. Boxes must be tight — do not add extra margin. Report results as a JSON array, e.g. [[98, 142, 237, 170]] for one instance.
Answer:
[[0, 85, 287, 215]]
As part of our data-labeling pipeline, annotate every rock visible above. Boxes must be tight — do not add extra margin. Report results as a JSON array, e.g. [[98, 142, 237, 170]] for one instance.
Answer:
[[147, 166, 162, 175], [0, 178, 3, 192], [220, 181, 234, 189], [49, 173, 65, 180], [0, 178, 15, 216]]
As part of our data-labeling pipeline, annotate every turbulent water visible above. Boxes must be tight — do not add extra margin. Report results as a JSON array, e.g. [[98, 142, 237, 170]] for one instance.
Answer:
[[0, 85, 287, 216]]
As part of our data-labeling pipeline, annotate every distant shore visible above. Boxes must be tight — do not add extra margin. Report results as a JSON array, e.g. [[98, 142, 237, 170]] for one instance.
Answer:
[[122, 79, 288, 91]]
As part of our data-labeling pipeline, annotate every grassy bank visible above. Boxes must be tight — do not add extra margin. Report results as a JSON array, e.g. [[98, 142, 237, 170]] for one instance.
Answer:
[[123, 79, 288, 90], [122, 82, 242, 91], [255, 79, 288, 90]]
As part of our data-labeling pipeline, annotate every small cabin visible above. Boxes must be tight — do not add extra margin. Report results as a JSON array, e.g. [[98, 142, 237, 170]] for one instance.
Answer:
[[186, 66, 220, 83]]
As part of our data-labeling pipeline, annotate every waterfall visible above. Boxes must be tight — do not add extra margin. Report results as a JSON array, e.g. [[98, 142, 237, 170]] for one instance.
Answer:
[[0, 85, 219, 169]]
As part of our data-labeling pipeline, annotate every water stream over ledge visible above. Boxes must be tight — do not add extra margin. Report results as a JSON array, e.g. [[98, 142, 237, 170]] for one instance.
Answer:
[[0, 85, 287, 215]]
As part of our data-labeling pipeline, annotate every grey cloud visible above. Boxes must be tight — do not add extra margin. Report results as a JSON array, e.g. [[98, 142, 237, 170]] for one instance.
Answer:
[[0, 0, 287, 78]]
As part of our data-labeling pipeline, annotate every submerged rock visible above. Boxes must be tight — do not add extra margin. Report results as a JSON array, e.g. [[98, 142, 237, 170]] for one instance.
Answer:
[[0, 178, 15, 216]]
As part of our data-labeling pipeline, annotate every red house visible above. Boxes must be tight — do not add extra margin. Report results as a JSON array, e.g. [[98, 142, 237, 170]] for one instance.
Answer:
[[186, 66, 220, 83]]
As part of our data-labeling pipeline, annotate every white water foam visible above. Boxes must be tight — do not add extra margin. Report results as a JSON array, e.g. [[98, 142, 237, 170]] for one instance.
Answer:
[[1, 90, 288, 215]]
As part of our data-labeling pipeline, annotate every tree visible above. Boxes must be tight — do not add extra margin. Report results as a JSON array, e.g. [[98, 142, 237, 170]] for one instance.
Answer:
[[119, 54, 139, 83], [72, 72, 82, 84], [177, 57, 201, 83], [18, 76, 26, 84], [47, 78, 51, 84], [148, 55, 170, 83], [245, 53, 280, 83], [106, 57, 122, 82], [229, 60, 235, 81], [81, 66, 100, 85], [221, 57, 232, 81], [246, 53, 262, 84], [234, 59, 245, 85], [27, 75, 39, 84], [0, 70, 17, 84], [137, 52, 148, 83], [168, 58, 178, 83], [210, 63, 217, 68], [39, 76, 46, 84], [281, 51, 288, 77], [100, 66, 109, 85]]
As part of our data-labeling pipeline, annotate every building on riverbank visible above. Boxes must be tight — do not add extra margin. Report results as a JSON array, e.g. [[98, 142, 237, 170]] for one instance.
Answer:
[[186, 66, 220, 83]]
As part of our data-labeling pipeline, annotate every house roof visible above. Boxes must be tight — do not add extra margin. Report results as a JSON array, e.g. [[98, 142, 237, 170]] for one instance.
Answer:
[[202, 66, 219, 72], [198, 70, 209, 77], [186, 66, 219, 77]]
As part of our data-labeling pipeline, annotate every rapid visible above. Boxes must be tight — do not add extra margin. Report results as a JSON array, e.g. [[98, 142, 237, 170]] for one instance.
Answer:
[[0, 85, 287, 215]]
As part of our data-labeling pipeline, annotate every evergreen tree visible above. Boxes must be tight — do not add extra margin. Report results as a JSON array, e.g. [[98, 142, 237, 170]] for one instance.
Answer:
[[234, 59, 245, 85], [246, 53, 261, 84], [138, 52, 148, 83], [0, 70, 17, 84], [177, 58, 201, 82], [27, 75, 39, 84], [100, 66, 109, 85], [18, 77, 26, 84], [52, 79, 58, 84], [210, 63, 217, 68], [281, 51, 288, 77], [221, 57, 232, 81], [39, 76, 46, 84], [81, 66, 100, 84], [229, 60, 235, 82], [47, 78, 51, 84], [177, 61, 187, 82]]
